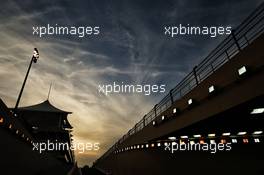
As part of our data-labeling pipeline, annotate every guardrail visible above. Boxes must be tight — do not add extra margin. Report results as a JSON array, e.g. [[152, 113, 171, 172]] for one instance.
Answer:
[[0, 98, 34, 144], [99, 2, 264, 160]]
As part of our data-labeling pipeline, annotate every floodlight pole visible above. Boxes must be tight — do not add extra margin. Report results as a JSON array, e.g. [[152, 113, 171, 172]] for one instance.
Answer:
[[14, 48, 39, 112]]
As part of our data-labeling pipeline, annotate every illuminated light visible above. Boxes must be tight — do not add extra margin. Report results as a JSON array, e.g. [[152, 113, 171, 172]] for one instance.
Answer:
[[208, 85, 215, 93], [180, 140, 185, 144], [16, 130, 19, 134], [172, 142, 177, 145], [151, 143, 155, 147], [193, 134, 201, 138], [32, 126, 38, 130], [254, 138, 260, 143], [152, 121, 156, 126], [238, 132, 247, 135], [188, 99, 193, 105], [141, 145, 144, 148], [22, 134, 24, 138], [210, 140, 216, 144], [222, 132, 231, 136], [168, 137, 176, 140], [137, 145, 140, 149], [157, 143, 161, 147], [243, 138, 249, 144], [9, 124, 12, 129], [251, 108, 264, 114], [220, 139, 226, 144], [238, 66, 247, 75], [164, 142, 168, 146], [253, 131, 263, 135], [190, 140, 195, 145], [0, 117, 4, 124], [173, 108, 177, 114], [27, 138, 29, 141], [199, 140, 205, 144], [161, 116, 165, 120], [146, 144, 149, 148], [208, 133, 215, 137], [180, 136, 188, 139], [33, 48, 40, 61], [232, 139, 237, 143], [131, 146, 133, 149]]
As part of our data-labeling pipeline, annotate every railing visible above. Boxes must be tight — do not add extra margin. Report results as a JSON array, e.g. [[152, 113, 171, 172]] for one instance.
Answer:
[[0, 99, 34, 144], [98, 2, 264, 161]]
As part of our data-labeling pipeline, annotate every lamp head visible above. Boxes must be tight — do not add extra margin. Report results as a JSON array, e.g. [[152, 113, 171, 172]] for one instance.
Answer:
[[33, 48, 39, 63]]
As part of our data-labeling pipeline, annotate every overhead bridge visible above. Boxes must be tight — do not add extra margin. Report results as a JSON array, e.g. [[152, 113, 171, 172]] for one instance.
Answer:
[[94, 3, 264, 175]]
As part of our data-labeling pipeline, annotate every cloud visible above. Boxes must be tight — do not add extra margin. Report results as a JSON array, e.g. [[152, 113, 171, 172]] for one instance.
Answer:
[[0, 0, 262, 167]]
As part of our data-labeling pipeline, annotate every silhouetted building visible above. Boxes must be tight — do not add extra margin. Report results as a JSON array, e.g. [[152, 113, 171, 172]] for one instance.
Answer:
[[14, 100, 74, 164]]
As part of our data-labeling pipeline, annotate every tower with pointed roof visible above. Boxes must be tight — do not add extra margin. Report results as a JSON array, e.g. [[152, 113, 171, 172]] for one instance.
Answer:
[[15, 100, 74, 164]]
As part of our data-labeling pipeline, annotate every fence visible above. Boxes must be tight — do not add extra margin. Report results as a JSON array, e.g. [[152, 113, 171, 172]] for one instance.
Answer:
[[99, 2, 264, 161]]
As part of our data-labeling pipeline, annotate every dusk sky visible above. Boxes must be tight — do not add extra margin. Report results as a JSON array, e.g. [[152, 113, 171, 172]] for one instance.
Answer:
[[0, 0, 262, 166]]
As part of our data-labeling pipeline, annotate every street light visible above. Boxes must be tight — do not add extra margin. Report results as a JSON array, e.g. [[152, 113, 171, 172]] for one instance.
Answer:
[[14, 48, 39, 112]]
